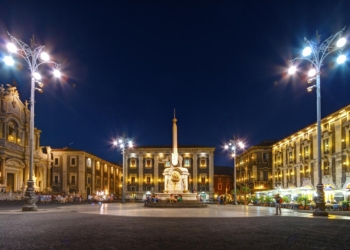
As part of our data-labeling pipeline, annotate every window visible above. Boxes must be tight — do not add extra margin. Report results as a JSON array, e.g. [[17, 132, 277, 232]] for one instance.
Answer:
[[251, 153, 257, 160], [71, 176, 76, 185], [184, 159, 190, 167], [226, 183, 230, 190], [146, 177, 151, 184], [70, 157, 76, 166], [166, 161, 170, 167], [104, 178, 108, 186], [130, 159, 136, 168], [200, 158, 206, 168], [96, 177, 101, 186], [218, 183, 222, 190], [54, 175, 59, 184], [111, 167, 114, 174], [201, 177, 206, 184], [289, 152, 293, 161], [54, 157, 59, 166], [145, 159, 152, 168], [87, 176, 91, 185], [86, 158, 91, 168], [104, 164, 107, 172], [96, 162, 100, 171], [304, 146, 309, 158], [323, 139, 329, 153], [263, 153, 268, 160], [131, 177, 135, 184]]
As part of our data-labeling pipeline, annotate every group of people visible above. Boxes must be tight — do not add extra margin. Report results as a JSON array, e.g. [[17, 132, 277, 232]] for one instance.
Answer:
[[144, 193, 159, 204], [169, 194, 183, 203]]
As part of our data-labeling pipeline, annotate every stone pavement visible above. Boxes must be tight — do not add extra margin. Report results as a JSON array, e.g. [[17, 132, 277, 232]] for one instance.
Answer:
[[1, 202, 350, 250]]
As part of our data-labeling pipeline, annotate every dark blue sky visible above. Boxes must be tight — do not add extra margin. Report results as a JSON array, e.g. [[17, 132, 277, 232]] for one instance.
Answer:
[[0, 1, 350, 166]]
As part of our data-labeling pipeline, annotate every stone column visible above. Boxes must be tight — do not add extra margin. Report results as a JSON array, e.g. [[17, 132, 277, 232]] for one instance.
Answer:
[[62, 155, 67, 192], [209, 151, 214, 199], [193, 153, 198, 192], [154, 154, 159, 192], [107, 164, 111, 194], [78, 154, 84, 195], [296, 165, 300, 187], [0, 155, 5, 184], [139, 154, 144, 195]]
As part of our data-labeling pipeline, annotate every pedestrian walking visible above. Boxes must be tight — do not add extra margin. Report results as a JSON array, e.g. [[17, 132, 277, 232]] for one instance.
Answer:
[[274, 194, 282, 215]]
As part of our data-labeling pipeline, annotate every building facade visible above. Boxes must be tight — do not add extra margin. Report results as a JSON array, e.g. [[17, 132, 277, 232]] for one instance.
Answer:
[[0, 82, 121, 199], [272, 104, 350, 201], [50, 148, 121, 198], [235, 141, 276, 194], [213, 166, 233, 196], [0, 82, 50, 194], [124, 146, 215, 200]]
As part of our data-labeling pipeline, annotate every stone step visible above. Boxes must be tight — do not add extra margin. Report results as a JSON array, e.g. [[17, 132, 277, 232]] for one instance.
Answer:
[[144, 201, 207, 208]]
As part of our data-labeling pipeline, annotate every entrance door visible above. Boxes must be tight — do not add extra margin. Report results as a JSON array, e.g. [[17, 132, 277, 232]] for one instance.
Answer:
[[7, 173, 14, 192]]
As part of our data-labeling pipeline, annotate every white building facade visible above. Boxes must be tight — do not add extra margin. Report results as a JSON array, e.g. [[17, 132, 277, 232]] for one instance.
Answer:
[[272, 104, 350, 201]]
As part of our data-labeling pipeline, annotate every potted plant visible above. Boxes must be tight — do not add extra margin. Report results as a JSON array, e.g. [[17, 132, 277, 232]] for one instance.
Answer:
[[297, 195, 309, 210], [341, 201, 348, 211], [251, 196, 259, 206], [238, 186, 251, 205]]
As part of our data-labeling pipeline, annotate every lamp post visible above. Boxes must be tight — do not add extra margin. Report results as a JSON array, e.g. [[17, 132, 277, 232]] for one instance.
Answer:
[[4, 33, 61, 211], [225, 136, 245, 205], [113, 136, 133, 203], [288, 27, 347, 216]]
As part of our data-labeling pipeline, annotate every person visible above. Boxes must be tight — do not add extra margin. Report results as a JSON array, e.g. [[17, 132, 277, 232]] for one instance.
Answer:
[[144, 195, 150, 204], [274, 194, 282, 215], [217, 195, 221, 205], [177, 194, 182, 202]]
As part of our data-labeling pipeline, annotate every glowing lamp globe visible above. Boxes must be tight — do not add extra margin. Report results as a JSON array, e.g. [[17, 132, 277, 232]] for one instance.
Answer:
[[7, 43, 17, 53], [40, 52, 50, 61], [33, 72, 42, 80], [302, 46, 312, 56], [53, 69, 61, 78], [288, 66, 296, 74], [337, 54, 346, 64], [336, 38, 346, 48], [4, 56, 14, 66], [308, 68, 316, 77]]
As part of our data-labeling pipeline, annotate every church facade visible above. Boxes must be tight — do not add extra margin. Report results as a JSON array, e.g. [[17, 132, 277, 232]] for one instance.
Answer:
[[0, 82, 121, 199]]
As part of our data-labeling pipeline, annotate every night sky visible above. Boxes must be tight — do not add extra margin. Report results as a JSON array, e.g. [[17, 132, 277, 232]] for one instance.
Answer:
[[0, 1, 350, 167]]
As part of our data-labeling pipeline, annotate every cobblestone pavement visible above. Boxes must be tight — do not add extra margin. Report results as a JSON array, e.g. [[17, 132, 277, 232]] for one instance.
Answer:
[[1, 202, 350, 250]]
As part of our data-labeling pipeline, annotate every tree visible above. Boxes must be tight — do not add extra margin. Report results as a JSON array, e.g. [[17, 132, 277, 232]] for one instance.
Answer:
[[238, 186, 251, 202]]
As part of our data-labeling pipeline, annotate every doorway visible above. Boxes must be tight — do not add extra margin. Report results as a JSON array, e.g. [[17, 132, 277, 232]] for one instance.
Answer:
[[7, 173, 14, 192]]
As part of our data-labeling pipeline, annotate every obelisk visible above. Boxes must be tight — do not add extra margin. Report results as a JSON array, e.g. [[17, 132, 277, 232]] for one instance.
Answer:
[[171, 109, 178, 166]]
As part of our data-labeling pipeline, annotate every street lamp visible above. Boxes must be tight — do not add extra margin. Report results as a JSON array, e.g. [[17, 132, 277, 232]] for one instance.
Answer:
[[224, 137, 245, 205], [3, 33, 61, 211], [113, 136, 133, 203], [288, 27, 347, 216]]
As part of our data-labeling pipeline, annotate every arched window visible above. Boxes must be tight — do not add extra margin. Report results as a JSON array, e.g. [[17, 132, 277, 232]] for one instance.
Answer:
[[7, 121, 19, 143]]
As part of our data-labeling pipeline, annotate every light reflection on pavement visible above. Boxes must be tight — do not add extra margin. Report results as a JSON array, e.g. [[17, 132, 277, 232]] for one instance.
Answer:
[[2, 203, 350, 220]]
